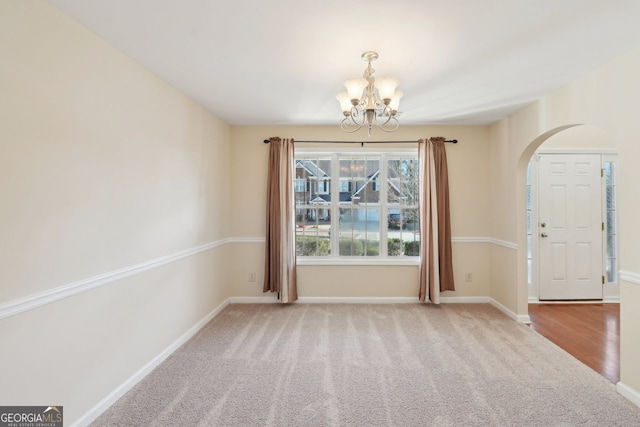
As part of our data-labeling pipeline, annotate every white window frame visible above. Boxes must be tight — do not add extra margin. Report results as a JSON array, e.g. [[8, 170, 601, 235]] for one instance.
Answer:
[[295, 148, 420, 266]]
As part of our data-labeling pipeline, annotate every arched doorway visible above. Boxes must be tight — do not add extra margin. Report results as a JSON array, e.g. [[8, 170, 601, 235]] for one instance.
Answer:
[[520, 125, 617, 302], [517, 125, 620, 383]]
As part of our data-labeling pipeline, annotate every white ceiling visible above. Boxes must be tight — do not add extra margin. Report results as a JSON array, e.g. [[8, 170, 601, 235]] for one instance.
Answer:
[[49, 0, 640, 126]]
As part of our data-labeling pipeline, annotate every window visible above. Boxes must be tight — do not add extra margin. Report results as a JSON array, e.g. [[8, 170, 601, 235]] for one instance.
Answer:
[[294, 178, 306, 193], [526, 161, 533, 285], [604, 160, 617, 283], [295, 151, 420, 259]]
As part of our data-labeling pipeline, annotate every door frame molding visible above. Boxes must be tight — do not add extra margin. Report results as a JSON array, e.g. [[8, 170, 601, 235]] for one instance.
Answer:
[[528, 149, 619, 302]]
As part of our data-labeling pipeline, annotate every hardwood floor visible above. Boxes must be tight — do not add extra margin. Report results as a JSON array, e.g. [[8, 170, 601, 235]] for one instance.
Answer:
[[528, 304, 620, 384]]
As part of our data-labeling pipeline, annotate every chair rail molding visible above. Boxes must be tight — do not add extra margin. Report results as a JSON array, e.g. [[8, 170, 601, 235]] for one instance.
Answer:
[[619, 270, 640, 286], [0, 239, 230, 321]]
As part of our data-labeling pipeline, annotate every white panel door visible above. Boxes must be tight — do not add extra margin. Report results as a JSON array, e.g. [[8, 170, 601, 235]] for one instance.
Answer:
[[538, 154, 603, 300]]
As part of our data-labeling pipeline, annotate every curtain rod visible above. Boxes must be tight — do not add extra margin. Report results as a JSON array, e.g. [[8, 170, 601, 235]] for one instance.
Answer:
[[262, 139, 457, 144]]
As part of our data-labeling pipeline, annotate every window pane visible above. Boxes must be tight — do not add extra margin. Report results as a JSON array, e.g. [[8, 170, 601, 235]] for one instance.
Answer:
[[387, 208, 419, 257], [387, 158, 418, 205], [606, 258, 617, 283], [605, 162, 613, 186], [338, 208, 380, 256], [606, 186, 615, 208], [295, 208, 331, 256], [296, 157, 331, 206], [340, 157, 380, 204], [607, 210, 616, 233], [606, 234, 616, 258]]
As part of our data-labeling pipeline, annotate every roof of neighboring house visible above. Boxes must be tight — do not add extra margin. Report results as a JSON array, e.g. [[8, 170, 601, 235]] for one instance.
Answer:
[[296, 160, 329, 178], [310, 193, 353, 203]]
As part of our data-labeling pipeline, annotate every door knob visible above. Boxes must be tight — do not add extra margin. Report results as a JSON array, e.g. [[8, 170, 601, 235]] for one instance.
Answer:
[[541, 232, 548, 238], [540, 222, 546, 228]]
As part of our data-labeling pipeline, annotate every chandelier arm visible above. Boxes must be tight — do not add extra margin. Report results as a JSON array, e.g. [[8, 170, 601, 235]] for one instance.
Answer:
[[340, 117, 363, 133], [376, 116, 400, 133], [349, 106, 367, 126]]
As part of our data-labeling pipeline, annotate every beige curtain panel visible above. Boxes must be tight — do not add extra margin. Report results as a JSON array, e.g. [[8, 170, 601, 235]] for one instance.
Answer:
[[418, 137, 455, 303], [263, 137, 298, 303]]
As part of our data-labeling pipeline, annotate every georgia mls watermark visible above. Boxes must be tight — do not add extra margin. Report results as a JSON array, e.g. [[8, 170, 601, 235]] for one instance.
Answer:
[[0, 406, 63, 427]]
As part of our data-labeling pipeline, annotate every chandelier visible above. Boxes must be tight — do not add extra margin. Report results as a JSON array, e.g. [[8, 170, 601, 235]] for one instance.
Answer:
[[336, 51, 402, 136]]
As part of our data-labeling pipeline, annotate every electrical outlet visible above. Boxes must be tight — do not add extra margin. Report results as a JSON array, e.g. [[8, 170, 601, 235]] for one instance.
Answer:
[[249, 272, 256, 282], [465, 272, 472, 282]]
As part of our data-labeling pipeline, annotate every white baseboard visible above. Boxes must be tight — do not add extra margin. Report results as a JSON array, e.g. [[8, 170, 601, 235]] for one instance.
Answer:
[[229, 296, 280, 304], [229, 295, 531, 323], [604, 296, 621, 303], [71, 298, 230, 427], [490, 298, 531, 323], [296, 296, 420, 304], [440, 296, 490, 303], [617, 382, 640, 409]]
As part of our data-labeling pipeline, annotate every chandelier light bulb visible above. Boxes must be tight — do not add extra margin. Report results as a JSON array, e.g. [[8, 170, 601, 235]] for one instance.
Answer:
[[344, 78, 368, 103], [375, 77, 399, 102], [389, 90, 403, 113], [336, 92, 352, 115]]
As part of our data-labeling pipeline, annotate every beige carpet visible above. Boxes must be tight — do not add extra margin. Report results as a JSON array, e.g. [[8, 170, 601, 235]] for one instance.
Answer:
[[92, 303, 640, 426]]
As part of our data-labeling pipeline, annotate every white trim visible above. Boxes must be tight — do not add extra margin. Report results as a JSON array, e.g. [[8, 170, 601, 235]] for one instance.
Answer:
[[528, 296, 539, 303], [231, 296, 530, 324], [0, 239, 229, 321], [490, 298, 531, 323], [228, 237, 266, 244], [295, 147, 418, 154], [231, 236, 493, 246], [71, 298, 230, 427], [620, 270, 640, 286], [452, 237, 491, 244], [296, 296, 419, 304], [297, 258, 420, 266], [229, 296, 279, 304], [603, 296, 621, 303], [490, 238, 518, 250], [439, 296, 490, 303], [617, 382, 640, 409]]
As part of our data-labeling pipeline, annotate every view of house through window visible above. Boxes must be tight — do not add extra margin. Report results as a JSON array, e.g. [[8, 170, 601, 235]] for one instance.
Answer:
[[295, 152, 420, 258]]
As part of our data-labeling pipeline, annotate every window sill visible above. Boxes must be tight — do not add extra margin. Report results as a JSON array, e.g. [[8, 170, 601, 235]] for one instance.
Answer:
[[297, 257, 420, 266]]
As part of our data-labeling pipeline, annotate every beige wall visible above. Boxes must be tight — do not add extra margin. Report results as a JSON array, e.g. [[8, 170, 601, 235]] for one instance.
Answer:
[[5, 0, 640, 420], [489, 49, 640, 394], [539, 125, 616, 150], [229, 125, 492, 298], [0, 1, 231, 424]]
